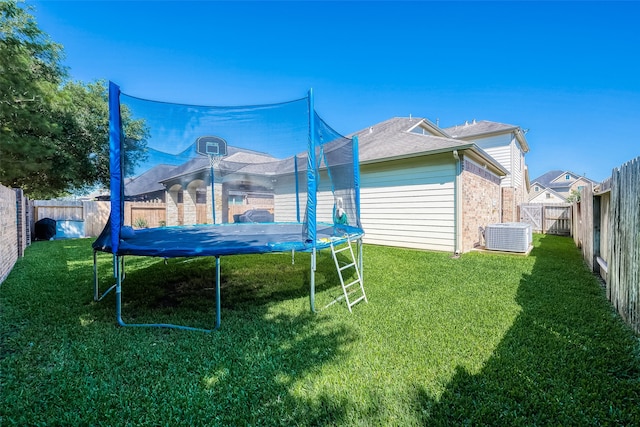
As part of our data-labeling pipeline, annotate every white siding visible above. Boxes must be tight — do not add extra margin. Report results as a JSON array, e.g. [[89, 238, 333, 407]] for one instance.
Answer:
[[474, 135, 512, 186], [511, 141, 525, 190], [274, 173, 306, 222], [472, 133, 527, 189], [360, 155, 456, 252], [528, 191, 566, 204], [273, 171, 335, 223]]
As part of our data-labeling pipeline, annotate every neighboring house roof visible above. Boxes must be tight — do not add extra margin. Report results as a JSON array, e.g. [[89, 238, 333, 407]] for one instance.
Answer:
[[530, 181, 545, 191], [531, 170, 565, 187], [159, 147, 278, 184], [125, 146, 279, 195], [350, 117, 508, 175], [442, 119, 530, 153], [530, 170, 598, 197], [125, 164, 176, 197], [549, 171, 598, 186]]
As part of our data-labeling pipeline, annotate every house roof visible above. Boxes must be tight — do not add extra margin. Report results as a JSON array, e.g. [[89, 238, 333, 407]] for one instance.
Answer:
[[125, 164, 176, 196], [442, 120, 530, 153], [532, 170, 598, 188], [349, 117, 508, 175], [443, 120, 516, 138], [531, 170, 565, 187], [159, 147, 278, 184], [550, 171, 598, 185]]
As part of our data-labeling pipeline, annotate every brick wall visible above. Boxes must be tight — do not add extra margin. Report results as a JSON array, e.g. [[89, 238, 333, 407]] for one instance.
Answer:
[[461, 159, 501, 252], [0, 184, 18, 283], [501, 186, 525, 223]]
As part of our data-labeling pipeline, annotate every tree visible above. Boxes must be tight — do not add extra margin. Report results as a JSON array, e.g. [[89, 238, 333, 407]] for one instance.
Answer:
[[54, 80, 149, 194], [566, 188, 581, 203], [0, 1, 148, 198], [0, 0, 67, 196]]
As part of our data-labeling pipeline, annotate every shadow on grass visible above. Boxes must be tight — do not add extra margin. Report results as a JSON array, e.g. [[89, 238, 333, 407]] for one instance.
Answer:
[[2, 239, 357, 425], [415, 234, 640, 425], [99, 247, 347, 315]]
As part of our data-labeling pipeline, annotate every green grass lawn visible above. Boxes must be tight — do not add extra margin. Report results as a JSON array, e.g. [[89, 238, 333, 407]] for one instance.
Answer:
[[1, 234, 639, 426]]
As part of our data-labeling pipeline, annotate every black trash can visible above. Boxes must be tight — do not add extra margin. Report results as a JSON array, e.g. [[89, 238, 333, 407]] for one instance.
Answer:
[[34, 218, 56, 240]]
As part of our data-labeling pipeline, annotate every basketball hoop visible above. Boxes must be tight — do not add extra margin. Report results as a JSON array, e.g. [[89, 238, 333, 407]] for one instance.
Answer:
[[209, 153, 223, 169], [197, 136, 228, 224]]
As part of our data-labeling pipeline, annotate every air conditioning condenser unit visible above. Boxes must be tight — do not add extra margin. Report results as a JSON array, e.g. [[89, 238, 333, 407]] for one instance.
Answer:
[[484, 222, 532, 253]]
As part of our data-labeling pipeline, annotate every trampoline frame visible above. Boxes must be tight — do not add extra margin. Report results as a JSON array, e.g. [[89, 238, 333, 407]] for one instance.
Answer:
[[93, 230, 363, 332]]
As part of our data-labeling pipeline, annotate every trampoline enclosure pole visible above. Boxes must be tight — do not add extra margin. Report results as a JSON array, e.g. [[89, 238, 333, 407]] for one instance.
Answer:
[[294, 155, 300, 223], [210, 160, 216, 225]]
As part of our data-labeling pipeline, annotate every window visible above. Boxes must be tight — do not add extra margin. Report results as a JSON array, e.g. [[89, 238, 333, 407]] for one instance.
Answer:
[[228, 195, 244, 205], [565, 174, 570, 180], [546, 193, 551, 199], [196, 188, 207, 204], [534, 186, 539, 192]]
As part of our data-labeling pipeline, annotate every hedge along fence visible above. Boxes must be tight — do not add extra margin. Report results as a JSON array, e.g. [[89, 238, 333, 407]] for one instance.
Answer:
[[574, 156, 640, 334], [0, 184, 30, 284]]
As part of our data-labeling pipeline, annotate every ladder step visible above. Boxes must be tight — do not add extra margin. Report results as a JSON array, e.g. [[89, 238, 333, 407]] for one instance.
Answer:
[[338, 262, 356, 272], [348, 295, 367, 307], [333, 245, 351, 254], [331, 238, 367, 313], [344, 279, 361, 289], [346, 290, 362, 299]]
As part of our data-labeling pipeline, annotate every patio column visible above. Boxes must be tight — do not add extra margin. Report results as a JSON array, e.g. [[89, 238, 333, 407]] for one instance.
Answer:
[[166, 184, 181, 226]]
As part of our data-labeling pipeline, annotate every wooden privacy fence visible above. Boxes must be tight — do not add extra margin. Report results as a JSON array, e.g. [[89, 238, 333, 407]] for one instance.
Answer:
[[573, 156, 639, 334], [32, 200, 110, 237], [32, 200, 166, 236], [31, 200, 278, 236], [519, 203, 572, 235], [124, 202, 166, 228]]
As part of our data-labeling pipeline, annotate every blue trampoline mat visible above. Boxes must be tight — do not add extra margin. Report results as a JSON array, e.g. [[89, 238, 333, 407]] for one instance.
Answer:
[[94, 222, 364, 258]]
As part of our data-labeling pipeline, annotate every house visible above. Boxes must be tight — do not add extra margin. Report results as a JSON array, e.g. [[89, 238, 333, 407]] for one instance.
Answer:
[[528, 170, 598, 203], [124, 164, 175, 202], [442, 120, 530, 222], [120, 146, 279, 225], [351, 117, 508, 253], [528, 184, 567, 204]]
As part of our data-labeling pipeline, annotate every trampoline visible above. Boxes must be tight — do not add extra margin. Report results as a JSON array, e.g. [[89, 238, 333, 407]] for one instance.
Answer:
[[95, 222, 363, 258], [93, 82, 365, 331]]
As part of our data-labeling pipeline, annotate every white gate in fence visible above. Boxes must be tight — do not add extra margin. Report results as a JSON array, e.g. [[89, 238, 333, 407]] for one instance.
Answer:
[[519, 203, 571, 235]]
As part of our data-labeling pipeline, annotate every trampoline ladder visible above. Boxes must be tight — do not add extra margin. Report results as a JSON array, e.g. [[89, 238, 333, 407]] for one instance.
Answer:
[[330, 237, 367, 312]]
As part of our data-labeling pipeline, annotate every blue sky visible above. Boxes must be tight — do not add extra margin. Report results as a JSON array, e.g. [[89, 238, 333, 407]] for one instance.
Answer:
[[30, 0, 639, 183]]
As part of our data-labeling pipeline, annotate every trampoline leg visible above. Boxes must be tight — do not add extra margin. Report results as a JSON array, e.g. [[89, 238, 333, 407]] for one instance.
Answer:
[[93, 250, 98, 301], [113, 255, 215, 332], [358, 238, 364, 285], [215, 256, 221, 330], [115, 256, 126, 327], [310, 248, 317, 313]]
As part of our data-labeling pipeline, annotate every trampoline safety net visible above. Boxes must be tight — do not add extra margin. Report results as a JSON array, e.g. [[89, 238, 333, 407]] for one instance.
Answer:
[[94, 82, 362, 257]]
